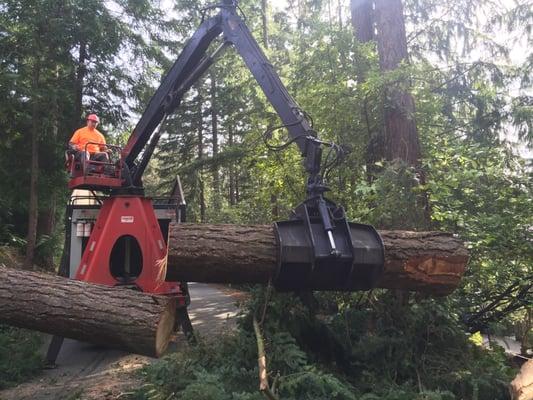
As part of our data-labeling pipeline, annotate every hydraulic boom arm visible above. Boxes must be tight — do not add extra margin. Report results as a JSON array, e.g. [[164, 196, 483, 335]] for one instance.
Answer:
[[119, 0, 384, 291], [122, 2, 323, 193]]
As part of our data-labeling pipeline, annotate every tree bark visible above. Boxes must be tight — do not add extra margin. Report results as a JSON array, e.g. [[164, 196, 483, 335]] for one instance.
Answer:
[[36, 66, 58, 270], [197, 93, 206, 222], [337, 0, 343, 29], [36, 194, 56, 271], [0, 265, 176, 357], [210, 73, 220, 209], [73, 38, 87, 127], [261, 0, 269, 49], [228, 125, 236, 205], [351, 0, 374, 42], [25, 62, 40, 267], [374, 0, 421, 166], [351, 0, 377, 183], [373, 0, 431, 229], [166, 224, 468, 295]]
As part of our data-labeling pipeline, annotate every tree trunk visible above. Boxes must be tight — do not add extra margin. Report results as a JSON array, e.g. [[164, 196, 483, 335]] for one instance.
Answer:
[[351, 0, 377, 183], [270, 193, 279, 219], [210, 74, 220, 209], [351, 0, 374, 42], [337, 0, 343, 30], [197, 93, 206, 222], [228, 125, 236, 205], [73, 38, 87, 127], [261, 0, 269, 48], [235, 174, 240, 203], [36, 194, 56, 271], [36, 65, 59, 271], [165, 224, 468, 295], [25, 63, 40, 267], [373, 0, 431, 229], [0, 265, 176, 357], [374, 0, 421, 166]]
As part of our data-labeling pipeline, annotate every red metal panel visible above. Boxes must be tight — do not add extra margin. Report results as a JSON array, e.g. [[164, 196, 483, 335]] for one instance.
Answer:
[[74, 196, 183, 295], [68, 176, 123, 190]]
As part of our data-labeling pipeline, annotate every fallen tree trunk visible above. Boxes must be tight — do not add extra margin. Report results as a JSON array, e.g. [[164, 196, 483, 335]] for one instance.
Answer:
[[166, 224, 468, 295], [0, 265, 176, 357]]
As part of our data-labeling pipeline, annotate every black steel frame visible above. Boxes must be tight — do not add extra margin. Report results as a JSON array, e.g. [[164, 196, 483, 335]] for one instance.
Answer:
[[116, 1, 383, 288], [121, 3, 323, 193]]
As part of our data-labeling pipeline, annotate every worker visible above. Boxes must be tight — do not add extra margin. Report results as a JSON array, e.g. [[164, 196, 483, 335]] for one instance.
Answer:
[[69, 114, 109, 164]]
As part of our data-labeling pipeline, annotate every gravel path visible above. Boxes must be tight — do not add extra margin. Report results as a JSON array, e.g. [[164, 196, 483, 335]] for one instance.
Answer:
[[0, 283, 241, 400]]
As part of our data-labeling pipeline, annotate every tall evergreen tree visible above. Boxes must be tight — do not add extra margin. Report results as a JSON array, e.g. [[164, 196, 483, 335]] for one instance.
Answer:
[[0, 0, 175, 263]]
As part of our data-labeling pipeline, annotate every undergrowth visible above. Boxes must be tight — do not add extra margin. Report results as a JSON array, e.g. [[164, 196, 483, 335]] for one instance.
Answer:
[[0, 325, 43, 389], [0, 247, 44, 390], [134, 288, 516, 400]]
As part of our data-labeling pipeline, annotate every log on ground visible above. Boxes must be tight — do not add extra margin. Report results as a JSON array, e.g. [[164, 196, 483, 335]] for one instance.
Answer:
[[166, 224, 468, 295], [0, 265, 176, 357]]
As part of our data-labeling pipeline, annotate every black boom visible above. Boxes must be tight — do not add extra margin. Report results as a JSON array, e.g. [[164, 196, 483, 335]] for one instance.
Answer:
[[120, 1, 384, 291]]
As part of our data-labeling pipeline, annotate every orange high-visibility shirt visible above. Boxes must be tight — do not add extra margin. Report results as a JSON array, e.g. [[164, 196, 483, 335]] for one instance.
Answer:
[[69, 127, 106, 154]]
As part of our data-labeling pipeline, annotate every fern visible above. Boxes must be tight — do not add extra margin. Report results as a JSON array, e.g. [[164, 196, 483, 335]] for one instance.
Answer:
[[268, 332, 308, 373], [278, 368, 357, 400], [136, 290, 515, 400]]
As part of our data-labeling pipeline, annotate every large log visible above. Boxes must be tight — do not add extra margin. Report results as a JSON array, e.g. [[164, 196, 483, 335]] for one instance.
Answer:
[[0, 265, 176, 357], [166, 224, 468, 295]]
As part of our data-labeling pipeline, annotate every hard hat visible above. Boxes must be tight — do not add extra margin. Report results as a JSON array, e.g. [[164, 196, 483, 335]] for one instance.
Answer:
[[86, 114, 100, 123]]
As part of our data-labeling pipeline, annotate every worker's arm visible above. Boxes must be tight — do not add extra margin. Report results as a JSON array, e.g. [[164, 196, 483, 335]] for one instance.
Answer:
[[69, 131, 80, 151], [98, 133, 109, 152]]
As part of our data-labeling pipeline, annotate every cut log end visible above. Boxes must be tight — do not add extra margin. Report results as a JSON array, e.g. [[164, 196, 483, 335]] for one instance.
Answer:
[[510, 359, 533, 400], [154, 297, 177, 357]]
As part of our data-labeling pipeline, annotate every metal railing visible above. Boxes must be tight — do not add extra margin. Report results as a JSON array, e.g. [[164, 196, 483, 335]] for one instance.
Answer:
[[81, 142, 122, 179]]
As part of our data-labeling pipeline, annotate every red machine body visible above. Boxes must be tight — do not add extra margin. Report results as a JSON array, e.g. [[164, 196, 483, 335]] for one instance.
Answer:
[[47, 188, 189, 365], [68, 175, 122, 191], [74, 196, 182, 296], [65, 141, 185, 298]]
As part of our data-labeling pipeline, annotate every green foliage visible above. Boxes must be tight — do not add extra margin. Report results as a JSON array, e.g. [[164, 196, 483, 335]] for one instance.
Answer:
[[178, 371, 231, 400], [0, 0, 530, 395], [136, 332, 259, 397], [136, 289, 516, 400], [360, 389, 455, 400], [424, 132, 532, 330], [349, 160, 429, 229], [0, 325, 43, 389], [0, 0, 174, 259], [135, 330, 357, 400], [335, 295, 514, 398], [277, 368, 357, 400]]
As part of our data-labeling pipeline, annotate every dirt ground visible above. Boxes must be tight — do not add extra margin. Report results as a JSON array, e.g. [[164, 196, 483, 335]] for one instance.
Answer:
[[0, 282, 241, 400]]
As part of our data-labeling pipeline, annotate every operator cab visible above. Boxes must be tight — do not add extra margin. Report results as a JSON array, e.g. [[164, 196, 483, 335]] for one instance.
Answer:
[[66, 142, 123, 191]]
